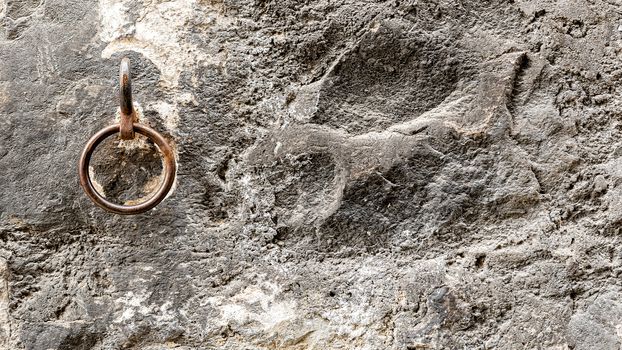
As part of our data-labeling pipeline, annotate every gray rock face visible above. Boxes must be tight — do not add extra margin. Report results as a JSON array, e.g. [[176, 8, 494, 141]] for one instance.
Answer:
[[2, 0, 622, 348]]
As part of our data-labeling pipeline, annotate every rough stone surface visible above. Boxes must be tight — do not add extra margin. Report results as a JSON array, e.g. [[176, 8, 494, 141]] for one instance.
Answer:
[[2, 0, 622, 349]]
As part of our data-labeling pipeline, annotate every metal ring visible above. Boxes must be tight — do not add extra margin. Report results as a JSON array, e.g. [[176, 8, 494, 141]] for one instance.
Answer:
[[78, 123, 176, 215]]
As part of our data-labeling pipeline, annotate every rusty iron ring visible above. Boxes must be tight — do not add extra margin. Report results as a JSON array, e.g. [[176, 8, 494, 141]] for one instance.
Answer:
[[78, 124, 176, 215]]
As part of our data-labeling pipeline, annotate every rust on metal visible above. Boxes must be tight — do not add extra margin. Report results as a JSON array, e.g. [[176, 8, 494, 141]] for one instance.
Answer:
[[78, 58, 176, 215], [119, 57, 135, 140]]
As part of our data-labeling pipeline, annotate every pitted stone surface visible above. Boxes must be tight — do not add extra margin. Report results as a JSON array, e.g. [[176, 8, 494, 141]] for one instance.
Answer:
[[2, 0, 622, 349]]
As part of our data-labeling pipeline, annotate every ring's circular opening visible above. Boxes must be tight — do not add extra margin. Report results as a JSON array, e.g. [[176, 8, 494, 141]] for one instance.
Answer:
[[90, 134, 163, 204]]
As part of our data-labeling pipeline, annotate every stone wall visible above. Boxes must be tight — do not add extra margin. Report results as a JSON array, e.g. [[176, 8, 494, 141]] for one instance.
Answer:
[[2, 0, 622, 349]]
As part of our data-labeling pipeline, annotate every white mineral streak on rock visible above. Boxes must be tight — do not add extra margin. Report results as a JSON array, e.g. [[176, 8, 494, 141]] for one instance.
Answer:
[[315, 260, 397, 348], [208, 281, 297, 331], [99, 0, 205, 88], [114, 290, 176, 325], [113, 291, 150, 323], [98, 0, 131, 43], [151, 101, 178, 132]]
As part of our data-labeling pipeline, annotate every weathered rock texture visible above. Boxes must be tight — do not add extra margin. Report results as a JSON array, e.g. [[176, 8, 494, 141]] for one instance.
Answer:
[[2, 0, 622, 349]]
